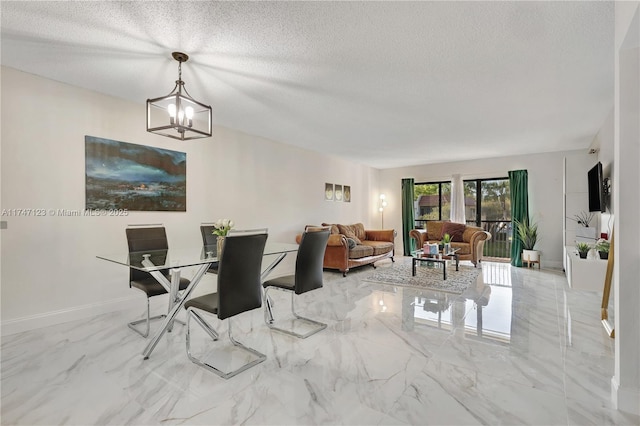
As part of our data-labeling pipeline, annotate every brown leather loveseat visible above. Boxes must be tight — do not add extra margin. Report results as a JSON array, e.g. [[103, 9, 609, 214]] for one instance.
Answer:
[[299, 223, 395, 276], [409, 221, 491, 267]]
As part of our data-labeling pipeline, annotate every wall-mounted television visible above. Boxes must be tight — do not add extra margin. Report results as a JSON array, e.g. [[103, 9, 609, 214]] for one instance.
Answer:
[[588, 161, 606, 212]]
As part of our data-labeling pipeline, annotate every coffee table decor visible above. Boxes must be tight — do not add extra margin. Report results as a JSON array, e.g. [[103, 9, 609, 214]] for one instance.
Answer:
[[363, 263, 481, 294]]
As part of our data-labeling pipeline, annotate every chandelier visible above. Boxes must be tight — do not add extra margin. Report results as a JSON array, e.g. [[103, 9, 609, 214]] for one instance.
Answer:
[[146, 52, 212, 140]]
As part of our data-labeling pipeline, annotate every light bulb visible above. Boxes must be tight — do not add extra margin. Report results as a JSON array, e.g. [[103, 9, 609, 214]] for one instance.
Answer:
[[185, 106, 194, 128], [379, 207, 384, 212], [382, 201, 387, 207], [168, 103, 176, 125], [380, 194, 386, 200], [168, 103, 176, 118]]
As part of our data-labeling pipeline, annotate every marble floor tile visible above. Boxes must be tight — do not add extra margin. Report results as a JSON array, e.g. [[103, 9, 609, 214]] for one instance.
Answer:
[[2, 258, 638, 425]]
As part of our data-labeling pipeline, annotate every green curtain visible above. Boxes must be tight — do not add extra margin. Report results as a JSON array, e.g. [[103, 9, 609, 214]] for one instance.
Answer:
[[401, 178, 415, 256], [509, 170, 529, 267]]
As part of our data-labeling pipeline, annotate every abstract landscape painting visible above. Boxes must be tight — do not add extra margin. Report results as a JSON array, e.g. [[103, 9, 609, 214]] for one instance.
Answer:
[[85, 136, 186, 211]]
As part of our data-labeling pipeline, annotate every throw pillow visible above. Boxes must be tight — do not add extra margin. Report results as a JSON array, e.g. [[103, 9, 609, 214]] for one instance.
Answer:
[[346, 238, 357, 249], [442, 222, 466, 242], [321, 223, 340, 235], [337, 224, 362, 244]]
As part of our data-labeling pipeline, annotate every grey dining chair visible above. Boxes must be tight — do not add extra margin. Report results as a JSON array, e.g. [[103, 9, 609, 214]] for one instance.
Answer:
[[126, 224, 190, 337], [263, 227, 330, 338], [184, 228, 268, 379]]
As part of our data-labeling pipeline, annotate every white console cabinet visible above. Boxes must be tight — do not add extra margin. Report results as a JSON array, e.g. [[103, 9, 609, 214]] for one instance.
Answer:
[[565, 246, 607, 292]]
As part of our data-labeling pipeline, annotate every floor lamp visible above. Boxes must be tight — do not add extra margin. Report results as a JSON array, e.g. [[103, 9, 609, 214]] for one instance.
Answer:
[[379, 194, 387, 228]]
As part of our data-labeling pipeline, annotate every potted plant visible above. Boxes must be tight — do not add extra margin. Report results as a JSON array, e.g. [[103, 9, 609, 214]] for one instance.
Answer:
[[595, 239, 610, 259], [571, 211, 597, 241], [515, 217, 540, 263], [442, 233, 452, 253], [212, 218, 234, 256], [576, 242, 591, 259]]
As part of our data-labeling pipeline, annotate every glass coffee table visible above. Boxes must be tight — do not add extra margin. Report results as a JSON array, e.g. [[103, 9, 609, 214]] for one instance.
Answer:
[[411, 248, 460, 280]]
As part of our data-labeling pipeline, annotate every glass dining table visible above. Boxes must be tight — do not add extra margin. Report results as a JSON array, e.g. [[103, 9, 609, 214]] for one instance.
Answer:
[[97, 242, 299, 359]]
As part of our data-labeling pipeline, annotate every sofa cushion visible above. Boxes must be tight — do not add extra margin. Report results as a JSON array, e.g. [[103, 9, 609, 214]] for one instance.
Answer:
[[360, 240, 394, 256], [352, 223, 367, 241], [426, 221, 446, 240], [442, 222, 466, 242], [348, 244, 374, 259], [337, 224, 362, 244], [450, 242, 471, 255], [322, 223, 340, 235]]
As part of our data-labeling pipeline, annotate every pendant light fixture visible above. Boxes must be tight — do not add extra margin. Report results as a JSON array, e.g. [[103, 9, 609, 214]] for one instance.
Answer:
[[146, 52, 212, 140]]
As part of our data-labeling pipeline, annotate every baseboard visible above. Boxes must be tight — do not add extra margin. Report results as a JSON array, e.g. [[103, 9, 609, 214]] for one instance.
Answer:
[[1, 295, 141, 337], [612, 376, 640, 416]]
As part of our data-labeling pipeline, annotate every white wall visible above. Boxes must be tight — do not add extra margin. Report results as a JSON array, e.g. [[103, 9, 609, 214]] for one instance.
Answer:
[[612, 1, 640, 415], [379, 151, 582, 269], [0, 67, 380, 334]]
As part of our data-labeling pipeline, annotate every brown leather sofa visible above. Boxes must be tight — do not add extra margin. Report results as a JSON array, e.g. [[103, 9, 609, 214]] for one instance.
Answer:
[[299, 223, 395, 276], [409, 221, 491, 267]]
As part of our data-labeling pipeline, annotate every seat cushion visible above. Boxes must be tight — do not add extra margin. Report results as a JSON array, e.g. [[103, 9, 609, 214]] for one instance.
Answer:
[[450, 242, 471, 255], [348, 244, 374, 259], [263, 274, 295, 291], [184, 293, 219, 314], [360, 240, 394, 256], [131, 276, 190, 297]]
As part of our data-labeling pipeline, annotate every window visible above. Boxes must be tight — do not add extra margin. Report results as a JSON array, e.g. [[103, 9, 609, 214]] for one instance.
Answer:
[[414, 182, 450, 222], [414, 177, 511, 258]]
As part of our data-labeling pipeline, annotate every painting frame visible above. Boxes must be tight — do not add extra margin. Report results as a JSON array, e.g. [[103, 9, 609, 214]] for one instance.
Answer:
[[343, 185, 351, 202], [85, 136, 187, 211], [334, 184, 343, 202], [325, 183, 334, 201]]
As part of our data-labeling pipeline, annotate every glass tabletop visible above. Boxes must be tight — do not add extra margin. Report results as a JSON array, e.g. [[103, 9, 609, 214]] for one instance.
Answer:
[[412, 247, 460, 258], [97, 242, 299, 271]]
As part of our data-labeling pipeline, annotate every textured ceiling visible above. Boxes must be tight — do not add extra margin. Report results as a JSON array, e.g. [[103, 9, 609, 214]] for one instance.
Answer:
[[1, 1, 614, 169]]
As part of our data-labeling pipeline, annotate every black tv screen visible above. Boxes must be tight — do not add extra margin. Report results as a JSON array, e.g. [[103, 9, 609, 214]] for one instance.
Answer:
[[588, 162, 605, 212]]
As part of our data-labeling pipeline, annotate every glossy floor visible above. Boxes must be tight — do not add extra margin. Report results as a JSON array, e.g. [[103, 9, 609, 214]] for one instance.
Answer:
[[2, 259, 638, 425]]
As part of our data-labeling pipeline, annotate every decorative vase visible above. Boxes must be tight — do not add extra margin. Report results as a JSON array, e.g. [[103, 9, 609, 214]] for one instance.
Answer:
[[216, 236, 225, 258], [443, 243, 451, 254]]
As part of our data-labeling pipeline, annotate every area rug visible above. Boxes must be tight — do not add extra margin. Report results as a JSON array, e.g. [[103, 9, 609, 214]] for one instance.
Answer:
[[362, 263, 482, 294]]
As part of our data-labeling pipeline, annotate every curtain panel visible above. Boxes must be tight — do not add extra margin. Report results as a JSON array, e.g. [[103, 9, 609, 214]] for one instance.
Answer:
[[508, 169, 529, 267], [450, 174, 466, 223], [401, 178, 415, 256]]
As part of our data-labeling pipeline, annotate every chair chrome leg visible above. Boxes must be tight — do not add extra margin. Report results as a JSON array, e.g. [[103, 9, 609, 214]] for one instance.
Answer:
[[264, 287, 327, 339], [128, 297, 166, 338], [263, 287, 275, 324], [186, 309, 265, 380]]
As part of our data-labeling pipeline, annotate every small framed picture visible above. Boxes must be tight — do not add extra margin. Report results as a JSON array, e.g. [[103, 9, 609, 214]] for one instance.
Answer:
[[343, 185, 351, 202], [334, 184, 343, 202], [325, 183, 334, 201]]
